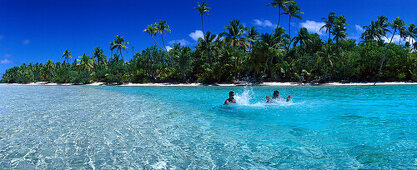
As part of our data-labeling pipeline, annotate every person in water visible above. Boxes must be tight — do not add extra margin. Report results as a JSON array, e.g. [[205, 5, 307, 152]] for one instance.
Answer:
[[266, 91, 291, 103], [272, 90, 284, 101], [266, 96, 272, 103], [224, 91, 236, 105], [286, 96, 291, 102]]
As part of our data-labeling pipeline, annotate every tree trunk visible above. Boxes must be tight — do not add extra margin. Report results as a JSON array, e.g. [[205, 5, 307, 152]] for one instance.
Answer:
[[119, 48, 123, 60], [277, 7, 281, 30], [161, 34, 168, 52], [287, 16, 292, 49], [201, 15, 205, 35], [234, 47, 237, 80], [374, 28, 397, 85], [201, 15, 211, 64], [160, 34, 172, 66], [120, 48, 127, 78], [269, 55, 274, 79], [51, 70, 55, 79], [329, 31, 331, 44], [151, 36, 164, 51], [264, 56, 269, 76]]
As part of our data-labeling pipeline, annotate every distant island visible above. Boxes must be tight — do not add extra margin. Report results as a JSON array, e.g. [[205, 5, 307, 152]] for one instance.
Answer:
[[1, 0, 417, 85]]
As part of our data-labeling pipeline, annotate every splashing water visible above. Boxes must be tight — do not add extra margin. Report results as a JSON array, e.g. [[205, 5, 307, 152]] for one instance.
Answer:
[[233, 86, 298, 107], [234, 86, 254, 106]]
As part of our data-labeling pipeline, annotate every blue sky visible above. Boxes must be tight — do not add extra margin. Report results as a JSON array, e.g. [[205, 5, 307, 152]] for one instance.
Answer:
[[1, 0, 417, 75]]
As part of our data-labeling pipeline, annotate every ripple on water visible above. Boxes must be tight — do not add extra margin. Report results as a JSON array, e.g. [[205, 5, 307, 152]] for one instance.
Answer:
[[1, 85, 417, 168]]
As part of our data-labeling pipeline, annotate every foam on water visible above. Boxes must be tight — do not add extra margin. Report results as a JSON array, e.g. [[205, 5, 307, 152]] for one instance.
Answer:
[[234, 86, 255, 106], [233, 86, 298, 108]]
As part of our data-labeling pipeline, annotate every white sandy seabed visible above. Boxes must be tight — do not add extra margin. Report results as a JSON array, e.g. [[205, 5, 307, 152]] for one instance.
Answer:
[[2, 81, 417, 87]]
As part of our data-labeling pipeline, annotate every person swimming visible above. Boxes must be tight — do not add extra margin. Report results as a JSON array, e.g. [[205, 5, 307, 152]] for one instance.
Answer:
[[266, 91, 291, 103], [224, 91, 236, 105], [266, 96, 272, 103], [286, 96, 291, 102], [272, 90, 284, 101]]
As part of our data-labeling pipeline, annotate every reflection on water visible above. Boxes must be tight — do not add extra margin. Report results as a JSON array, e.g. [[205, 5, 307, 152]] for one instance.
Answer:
[[1, 84, 417, 169]]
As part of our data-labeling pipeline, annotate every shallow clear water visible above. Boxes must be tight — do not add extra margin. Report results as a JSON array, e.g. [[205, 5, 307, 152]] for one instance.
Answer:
[[1, 84, 417, 169]]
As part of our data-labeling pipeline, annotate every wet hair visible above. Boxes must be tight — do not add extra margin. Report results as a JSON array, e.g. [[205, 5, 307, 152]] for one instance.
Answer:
[[229, 91, 234, 95], [274, 90, 279, 94]]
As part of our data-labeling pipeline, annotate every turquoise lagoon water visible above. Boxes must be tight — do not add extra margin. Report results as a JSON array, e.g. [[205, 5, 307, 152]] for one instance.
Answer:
[[1, 84, 417, 169]]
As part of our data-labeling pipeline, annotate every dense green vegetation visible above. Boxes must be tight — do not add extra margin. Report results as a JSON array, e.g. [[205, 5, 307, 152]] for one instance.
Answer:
[[2, 0, 417, 84]]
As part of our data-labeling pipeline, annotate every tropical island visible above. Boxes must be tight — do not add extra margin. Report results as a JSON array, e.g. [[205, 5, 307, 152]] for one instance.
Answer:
[[3, 1, 417, 169], [1, 0, 417, 85]]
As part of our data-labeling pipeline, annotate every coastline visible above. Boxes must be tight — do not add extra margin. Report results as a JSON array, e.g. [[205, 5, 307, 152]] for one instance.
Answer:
[[2, 81, 417, 87]]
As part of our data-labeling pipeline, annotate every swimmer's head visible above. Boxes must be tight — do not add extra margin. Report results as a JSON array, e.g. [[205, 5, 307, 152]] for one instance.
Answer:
[[229, 91, 235, 98], [273, 90, 279, 97]]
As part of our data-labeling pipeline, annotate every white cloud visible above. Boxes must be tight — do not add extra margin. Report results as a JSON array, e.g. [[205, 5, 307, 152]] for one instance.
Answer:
[[382, 35, 403, 44], [166, 46, 172, 51], [189, 30, 204, 41], [355, 25, 364, 33], [381, 35, 415, 45], [254, 19, 276, 29], [22, 40, 30, 45], [300, 20, 326, 35], [406, 37, 416, 44], [169, 39, 190, 46], [0, 59, 14, 64]]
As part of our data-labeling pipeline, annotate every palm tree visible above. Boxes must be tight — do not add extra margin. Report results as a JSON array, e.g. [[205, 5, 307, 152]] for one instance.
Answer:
[[195, 2, 210, 35], [267, 0, 289, 30], [260, 33, 278, 76], [93, 47, 106, 65], [62, 49, 72, 64], [316, 45, 335, 79], [198, 31, 217, 62], [333, 15, 348, 44], [273, 27, 290, 49], [282, 0, 303, 48], [144, 24, 164, 50], [321, 12, 337, 44], [110, 35, 129, 60], [219, 19, 249, 79], [414, 42, 417, 51], [399, 27, 409, 45], [195, 2, 211, 64], [245, 27, 260, 50], [361, 17, 392, 45], [375, 17, 405, 85], [293, 27, 310, 47], [407, 23, 417, 47], [76, 54, 96, 83], [77, 54, 95, 72], [376, 16, 391, 40], [361, 21, 379, 44], [154, 20, 174, 66], [156, 20, 171, 54], [45, 60, 55, 81]]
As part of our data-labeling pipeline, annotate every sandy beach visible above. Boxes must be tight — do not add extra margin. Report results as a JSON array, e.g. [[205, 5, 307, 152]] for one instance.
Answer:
[[2, 81, 417, 87]]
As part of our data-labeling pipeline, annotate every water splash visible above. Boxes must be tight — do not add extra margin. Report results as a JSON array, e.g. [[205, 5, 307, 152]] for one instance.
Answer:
[[234, 86, 254, 106], [233, 87, 298, 107]]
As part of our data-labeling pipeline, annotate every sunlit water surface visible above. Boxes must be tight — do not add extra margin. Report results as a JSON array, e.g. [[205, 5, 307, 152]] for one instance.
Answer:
[[1, 84, 417, 169]]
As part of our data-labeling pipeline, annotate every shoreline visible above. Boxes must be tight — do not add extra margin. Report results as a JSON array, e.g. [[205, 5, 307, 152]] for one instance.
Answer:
[[2, 81, 417, 87]]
